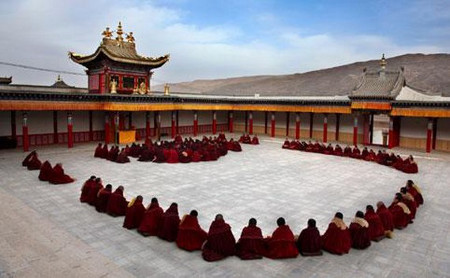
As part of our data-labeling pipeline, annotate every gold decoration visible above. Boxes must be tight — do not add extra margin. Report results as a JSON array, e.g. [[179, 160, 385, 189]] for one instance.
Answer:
[[138, 81, 146, 94], [164, 83, 170, 95], [110, 78, 117, 94], [126, 32, 135, 43], [102, 27, 113, 39], [380, 53, 387, 69], [116, 21, 124, 42]]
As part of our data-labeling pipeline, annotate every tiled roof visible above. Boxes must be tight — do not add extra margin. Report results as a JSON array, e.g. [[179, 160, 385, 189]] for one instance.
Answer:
[[351, 68, 404, 99]]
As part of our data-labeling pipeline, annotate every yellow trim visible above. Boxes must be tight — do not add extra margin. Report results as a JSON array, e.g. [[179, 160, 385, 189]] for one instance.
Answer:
[[391, 108, 450, 118], [351, 101, 391, 110]]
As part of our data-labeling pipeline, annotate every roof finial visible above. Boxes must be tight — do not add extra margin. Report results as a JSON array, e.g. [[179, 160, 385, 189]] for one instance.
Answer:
[[126, 32, 135, 43], [116, 21, 124, 42], [380, 53, 387, 70], [102, 27, 113, 39], [57, 74, 61, 81]]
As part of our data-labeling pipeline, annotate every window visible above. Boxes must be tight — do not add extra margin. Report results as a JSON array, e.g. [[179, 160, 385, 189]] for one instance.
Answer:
[[123, 76, 135, 89]]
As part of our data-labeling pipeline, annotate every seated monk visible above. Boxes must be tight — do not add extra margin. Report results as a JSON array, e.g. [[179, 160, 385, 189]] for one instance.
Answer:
[[166, 148, 179, 163], [123, 195, 146, 229], [138, 197, 164, 236], [179, 151, 192, 163], [202, 214, 236, 262], [27, 152, 42, 170], [321, 212, 351, 255], [235, 218, 265, 260], [282, 138, 290, 149], [49, 163, 74, 184], [289, 140, 299, 150], [364, 149, 377, 161], [238, 134, 245, 143], [94, 143, 103, 158], [86, 178, 103, 206], [349, 211, 371, 250], [406, 180, 423, 206], [323, 144, 334, 155], [22, 150, 37, 167], [232, 141, 242, 152], [376, 201, 394, 238], [158, 202, 181, 242], [343, 146, 352, 157], [138, 148, 156, 162], [350, 146, 361, 159], [402, 155, 418, 174], [80, 176, 96, 203], [95, 184, 112, 213], [296, 219, 322, 256], [243, 134, 251, 144], [251, 135, 259, 145], [389, 193, 411, 229], [361, 147, 369, 160], [191, 150, 202, 162], [176, 210, 207, 251], [364, 205, 385, 241], [400, 187, 417, 220], [100, 144, 108, 159], [116, 149, 130, 163], [385, 153, 397, 166], [264, 217, 299, 259], [38, 160, 53, 181], [333, 144, 343, 156], [106, 186, 128, 217], [392, 155, 404, 170]]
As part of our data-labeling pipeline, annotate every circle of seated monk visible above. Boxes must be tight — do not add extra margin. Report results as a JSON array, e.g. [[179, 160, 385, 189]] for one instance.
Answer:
[[296, 218, 323, 256], [321, 212, 351, 255], [349, 211, 371, 250], [235, 218, 265, 260], [264, 217, 299, 259]]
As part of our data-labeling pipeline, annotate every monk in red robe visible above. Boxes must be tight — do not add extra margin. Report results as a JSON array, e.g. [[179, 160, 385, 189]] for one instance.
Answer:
[[364, 149, 377, 161], [364, 205, 385, 241], [323, 144, 334, 155], [138, 197, 164, 236], [350, 146, 361, 159], [349, 211, 371, 249], [87, 178, 103, 206], [158, 203, 181, 242], [115, 149, 130, 163], [235, 218, 265, 260], [95, 184, 112, 213], [22, 150, 36, 167], [321, 212, 351, 255], [296, 219, 322, 256], [264, 217, 299, 259], [402, 155, 418, 173], [376, 201, 394, 238], [282, 138, 290, 149], [80, 176, 96, 203], [94, 143, 103, 157], [123, 195, 146, 229], [333, 144, 343, 156], [176, 210, 207, 251], [361, 147, 369, 160], [27, 152, 42, 170], [400, 187, 417, 219], [389, 193, 411, 229], [49, 163, 74, 184], [251, 135, 259, 145], [38, 160, 53, 182], [202, 214, 236, 262], [100, 144, 108, 159], [106, 186, 128, 217], [343, 145, 352, 157], [166, 148, 179, 163], [406, 180, 423, 206]]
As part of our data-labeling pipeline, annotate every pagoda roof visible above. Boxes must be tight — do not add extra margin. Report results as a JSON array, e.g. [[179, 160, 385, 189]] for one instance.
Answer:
[[69, 37, 169, 68], [351, 68, 405, 100]]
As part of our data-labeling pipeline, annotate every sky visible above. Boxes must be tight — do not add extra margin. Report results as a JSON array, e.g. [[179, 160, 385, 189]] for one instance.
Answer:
[[0, 0, 449, 87]]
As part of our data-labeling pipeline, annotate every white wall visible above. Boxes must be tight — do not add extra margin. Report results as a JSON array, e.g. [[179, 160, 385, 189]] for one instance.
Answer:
[[437, 118, 450, 140], [92, 111, 104, 131], [29, 111, 53, 134], [72, 111, 90, 132], [198, 110, 212, 125], [179, 110, 193, 126], [216, 110, 228, 124], [401, 117, 427, 139], [0, 111, 11, 136]]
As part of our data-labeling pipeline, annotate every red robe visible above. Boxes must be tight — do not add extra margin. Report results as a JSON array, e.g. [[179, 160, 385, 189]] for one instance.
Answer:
[[402, 195, 417, 219], [49, 164, 74, 184], [86, 182, 103, 206], [123, 199, 146, 229], [235, 225, 265, 260], [94, 144, 103, 157], [364, 208, 385, 241], [22, 151, 36, 167], [176, 215, 207, 251], [251, 136, 259, 145], [296, 227, 322, 256], [408, 186, 424, 206], [95, 188, 112, 212], [265, 225, 299, 259], [402, 160, 418, 173], [157, 205, 180, 242], [100, 144, 109, 159], [202, 219, 236, 261], [38, 161, 53, 182], [106, 188, 128, 217], [27, 155, 42, 170], [389, 202, 410, 229], [138, 203, 164, 236], [321, 219, 351, 255], [349, 219, 371, 249], [80, 178, 95, 203], [376, 204, 394, 232], [116, 150, 130, 163], [166, 149, 179, 163]]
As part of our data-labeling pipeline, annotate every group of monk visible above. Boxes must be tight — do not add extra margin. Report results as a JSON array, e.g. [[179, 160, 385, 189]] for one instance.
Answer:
[[282, 139, 419, 174], [94, 134, 243, 164], [238, 133, 260, 145], [22, 150, 74, 184], [79, 173, 423, 262]]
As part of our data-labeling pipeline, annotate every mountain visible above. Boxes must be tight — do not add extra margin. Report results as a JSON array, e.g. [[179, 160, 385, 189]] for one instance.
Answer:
[[155, 54, 450, 97]]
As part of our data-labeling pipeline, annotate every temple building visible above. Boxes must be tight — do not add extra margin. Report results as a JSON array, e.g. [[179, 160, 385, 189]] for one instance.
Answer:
[[0, 24, 449, 152]]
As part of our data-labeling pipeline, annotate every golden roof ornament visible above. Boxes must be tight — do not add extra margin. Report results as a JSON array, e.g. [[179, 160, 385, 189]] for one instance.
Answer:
[[164, 83, 170, 95], [102, 27, 113, 39], [126, 32, 135, 43], [116, 21, 124, 42], [380, 53, 387, 70]]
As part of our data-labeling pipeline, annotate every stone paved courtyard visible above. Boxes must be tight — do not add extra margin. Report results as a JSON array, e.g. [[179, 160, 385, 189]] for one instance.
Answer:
[[0, 134, 449, 278]]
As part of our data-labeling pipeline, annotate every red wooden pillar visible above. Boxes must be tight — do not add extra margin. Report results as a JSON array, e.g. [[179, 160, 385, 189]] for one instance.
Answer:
[[363, 114, 370, 145], [193, 111, 198, 136], [353, 115, 358, 146], [270, 112, 275, 137], [22, 112, 29, 152], [323, 114, 328, 143], [264, 112, 268, 134], [309, 113, 314, 138], [11, 111, 16, 141], [212, 111, 217, 134], [244, 111, 248, 133], [426, 118, 433, 153], [295, 112, 300, 139], [432, 118, 438, 150], [88, 111, 93, 141], [145, 112, 150, 140], [104, 113, 110, 144], [285, 112, 290, 137], [335, 113, 340, 141], [67, 112, 73, 148], [249, 111, 253, 135], [228, 111, 234, 133], [388, 116, 394, 149], [171, 111, 176, 138], [53, 111, 58, 144]]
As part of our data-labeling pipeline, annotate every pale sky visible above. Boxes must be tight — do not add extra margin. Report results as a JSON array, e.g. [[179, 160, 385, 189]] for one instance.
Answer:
[[0, 0, 448, 87]]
